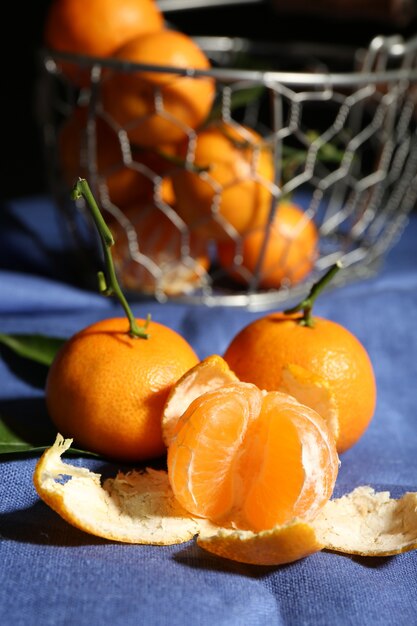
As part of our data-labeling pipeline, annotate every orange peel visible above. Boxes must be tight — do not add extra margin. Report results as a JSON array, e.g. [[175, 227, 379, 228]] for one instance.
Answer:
[[197, 520, 324, 566], [34, 435, 417, 565], [280, 363, 340, 442], [162, 356, 340, 449], [33, 435, 205, 544], [313, 485, 417, 557], [162, 355, 238, 446]]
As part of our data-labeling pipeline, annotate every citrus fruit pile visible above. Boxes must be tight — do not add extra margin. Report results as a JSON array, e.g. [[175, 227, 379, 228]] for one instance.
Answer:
[[45, 0, 320, 296], [34, 258, 417, 566], [34, 8, 417, 568]]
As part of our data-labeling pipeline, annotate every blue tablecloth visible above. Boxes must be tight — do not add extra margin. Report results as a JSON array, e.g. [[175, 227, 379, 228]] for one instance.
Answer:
[[1, 195, 417, 626]]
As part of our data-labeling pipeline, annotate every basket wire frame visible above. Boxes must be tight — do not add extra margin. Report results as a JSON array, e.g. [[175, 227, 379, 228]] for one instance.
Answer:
[[37, 32, 417, 310]]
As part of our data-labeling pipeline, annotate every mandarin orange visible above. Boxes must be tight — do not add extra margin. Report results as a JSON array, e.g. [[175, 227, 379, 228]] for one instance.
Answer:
[[46, 317, 199, 461], [58, 109, 154, 207], [172, 122, 275, 241], [168, 382, 339, 532], [109, 202, 210, 295], [44, 0, 164, 84], [217, 201, 319, 288], [223, 312, 377, 454], [101, 29, 215, 148]]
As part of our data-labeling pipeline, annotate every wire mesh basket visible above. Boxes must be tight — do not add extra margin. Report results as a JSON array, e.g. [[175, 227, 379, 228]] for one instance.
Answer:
[[37, 26, 417, 309]]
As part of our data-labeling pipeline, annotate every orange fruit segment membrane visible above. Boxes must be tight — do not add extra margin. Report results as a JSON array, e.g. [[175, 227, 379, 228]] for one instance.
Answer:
[[167, 382, 340, 531], [34, 435, 417, 566]]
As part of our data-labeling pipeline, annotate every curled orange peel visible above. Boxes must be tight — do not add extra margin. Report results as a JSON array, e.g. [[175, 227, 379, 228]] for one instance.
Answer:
[[33, 434, 208, 545], [280, 363, 340, 442], [162, 354, 238, 447], [34, 435, 417, 566]]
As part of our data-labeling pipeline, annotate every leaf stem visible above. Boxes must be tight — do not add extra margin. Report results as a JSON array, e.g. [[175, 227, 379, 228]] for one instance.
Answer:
[[71, 178, 149, 339], [130, 144, 209, 174], [284, 261, 343, 327]]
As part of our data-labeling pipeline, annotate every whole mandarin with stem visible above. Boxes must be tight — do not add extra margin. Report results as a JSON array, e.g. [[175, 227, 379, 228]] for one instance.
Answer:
[[101, 29, 215, 148], [46, 316, 198, 461], [45, 179, 199, 461], [223, 263, 377, 454]]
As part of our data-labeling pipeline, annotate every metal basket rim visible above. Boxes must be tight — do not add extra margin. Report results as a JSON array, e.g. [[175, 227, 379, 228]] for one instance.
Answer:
[[41, 32, 417, 89]]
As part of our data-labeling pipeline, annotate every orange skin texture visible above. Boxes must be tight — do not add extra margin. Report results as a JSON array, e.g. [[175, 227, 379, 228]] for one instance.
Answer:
[[217, 202, 319, 288], [172, 123, 275, 241], [44, 0, 164, 58], [223, 314, 377, 454], [101, 30, 215, 148], [44, 0, 164, 86], [46, 317, 199, 462]]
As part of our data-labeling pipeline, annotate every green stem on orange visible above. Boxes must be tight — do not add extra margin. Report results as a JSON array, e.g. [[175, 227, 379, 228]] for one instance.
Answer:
[[284, 261, 343, 328], [71, 178, 150, 339], [130, 143, 210, 174]]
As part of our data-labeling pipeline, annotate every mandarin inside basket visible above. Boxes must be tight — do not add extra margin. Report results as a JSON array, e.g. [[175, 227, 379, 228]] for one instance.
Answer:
[[37, 31, 417, 309]]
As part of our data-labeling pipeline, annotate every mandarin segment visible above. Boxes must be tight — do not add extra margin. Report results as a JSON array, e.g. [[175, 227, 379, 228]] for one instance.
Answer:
[[168, 384, 263, 522], [239, 392, 339, 531], [167, 382, 339, 532]]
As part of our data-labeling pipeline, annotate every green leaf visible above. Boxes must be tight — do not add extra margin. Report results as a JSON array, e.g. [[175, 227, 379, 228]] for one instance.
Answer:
[[0, 334, 101, 457], [208, 85, 266, 122], [0, 417, 48, 454], [0, 334, 66, 366], [0, 413, 100, 458]]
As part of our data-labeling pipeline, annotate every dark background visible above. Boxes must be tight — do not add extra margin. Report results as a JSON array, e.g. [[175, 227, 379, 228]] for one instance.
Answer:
[[3, 0, 417, 201]]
